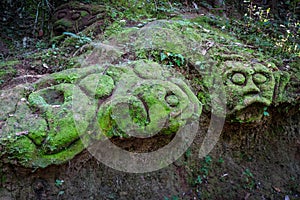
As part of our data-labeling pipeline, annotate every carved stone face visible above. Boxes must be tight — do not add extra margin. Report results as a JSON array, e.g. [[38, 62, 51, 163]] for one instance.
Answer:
[[91, 61, 202, 139], [52, 2, 106, 35], [223, 61, 275, 122], [0, 61, 202, 168]]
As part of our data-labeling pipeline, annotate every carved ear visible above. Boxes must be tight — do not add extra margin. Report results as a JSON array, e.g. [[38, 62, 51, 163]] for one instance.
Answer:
[[273, 71, 290, 105]]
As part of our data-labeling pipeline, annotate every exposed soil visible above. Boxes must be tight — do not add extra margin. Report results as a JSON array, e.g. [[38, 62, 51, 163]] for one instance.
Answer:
[[0, 108, 299, 200]]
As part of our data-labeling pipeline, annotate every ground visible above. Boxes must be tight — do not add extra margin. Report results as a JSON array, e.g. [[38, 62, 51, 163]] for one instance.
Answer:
[[0, 109, 299, 199]]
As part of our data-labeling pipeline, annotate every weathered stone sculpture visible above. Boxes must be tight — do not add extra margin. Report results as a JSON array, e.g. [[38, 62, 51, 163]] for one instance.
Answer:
[[96, 61, 201, 138], [0, 60, 202, 168], [52, 1, 107, 36], [222, 61, 275, 122]]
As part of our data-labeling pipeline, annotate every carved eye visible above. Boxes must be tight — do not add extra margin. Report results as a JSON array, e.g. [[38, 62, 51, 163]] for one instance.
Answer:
[[71, 12, 81, 20], [231, 73, 246, 85], [253, 73, 267, 84], [165, 94, 179, 107], [57, 11, 67, 19]]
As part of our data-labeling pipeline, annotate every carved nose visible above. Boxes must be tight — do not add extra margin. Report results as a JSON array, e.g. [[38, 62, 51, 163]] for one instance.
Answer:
[[244, 78, 260, 95]]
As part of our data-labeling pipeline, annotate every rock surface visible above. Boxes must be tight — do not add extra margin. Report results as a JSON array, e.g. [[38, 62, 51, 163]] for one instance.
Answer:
[[0, 60, 202, 168]]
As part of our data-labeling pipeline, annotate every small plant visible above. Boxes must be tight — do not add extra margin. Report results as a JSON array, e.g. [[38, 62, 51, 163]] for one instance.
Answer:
[[242, 168, 255, 190], [200, 155, 212, 177], [218, 157, 224, 164], [102, 12, 126, 38], [192, 155, 213, 187], [55, 179, 64, 187], [63, 32, 92, 48], [194, 175, 203, 185], [160, 51, 185, 67], [35, 40, 48, 50], [263, 107, 270, 116], [185, 148, 192, 158], [164, 195, 180, 200]]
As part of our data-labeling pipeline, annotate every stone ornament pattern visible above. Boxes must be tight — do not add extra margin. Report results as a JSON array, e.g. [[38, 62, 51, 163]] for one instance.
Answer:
[[73, 60, 202, 173], [52, 2, 107, 36], [0, 61, 202, 169], [0, 66, 105, 168], [222, 61, 275, 122]]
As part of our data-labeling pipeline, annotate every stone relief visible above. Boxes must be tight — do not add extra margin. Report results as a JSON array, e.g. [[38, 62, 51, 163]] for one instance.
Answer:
[[222, 61, 275, 122], [0, 60, 202, 168], [52, 2, 107, 36]]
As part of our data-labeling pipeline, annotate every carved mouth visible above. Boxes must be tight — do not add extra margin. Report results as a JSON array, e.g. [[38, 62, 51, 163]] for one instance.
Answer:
[[231, 96, 270, 114], [229, 100, 268, 122], [235, 103, 265, 122]]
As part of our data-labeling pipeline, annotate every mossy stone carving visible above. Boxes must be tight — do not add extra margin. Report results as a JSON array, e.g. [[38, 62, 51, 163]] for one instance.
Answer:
[[222, 61, 275, 122], [103, 19, 295, 122], [0, 60, 201, 168], [52, 2, 107, 36], [95, 61, 202, 139]]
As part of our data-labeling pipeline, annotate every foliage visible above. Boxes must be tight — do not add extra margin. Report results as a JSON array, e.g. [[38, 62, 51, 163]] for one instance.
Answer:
[[102, 0, 180, 20], [160, 51, 185, 67], [164, 196, 180, 200], [242, 2, 299, 57], [55, 179, 64, 187], [62, 32, 92, 48], [197, 12, 299, 62], [242, 168, 256, 190], [192, 155, 213, 186]]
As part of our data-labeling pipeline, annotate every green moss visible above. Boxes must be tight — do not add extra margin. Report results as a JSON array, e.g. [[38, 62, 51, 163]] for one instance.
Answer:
[[43, 106, 79, 153], [0, 61, 18, 85], [7, 136, 37, 166], [273, 71, 291, 103], [80, 11, 89, 17], [79, 74, 115, 98], [98, 103, 128, 138], [2, 83, 88, 168], [105, 18, 256, 67], [28, 93, 48, 108], [36, 140, 85, 168], [0, 60, 19, 67], [6, 135, 85, 168], [27, 124, 47, 146], [97, 60, 202, 138], [53, 73, 79, 84], [27, 84, 81, 155], [105, 65, 129, 82]]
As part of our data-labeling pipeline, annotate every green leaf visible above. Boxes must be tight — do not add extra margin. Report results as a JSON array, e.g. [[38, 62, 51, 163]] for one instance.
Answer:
[[160, 52, 167, 61]]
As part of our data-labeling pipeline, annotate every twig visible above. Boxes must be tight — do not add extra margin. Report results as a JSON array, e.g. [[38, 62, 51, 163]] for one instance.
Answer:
[[33, 2, 41, 35]]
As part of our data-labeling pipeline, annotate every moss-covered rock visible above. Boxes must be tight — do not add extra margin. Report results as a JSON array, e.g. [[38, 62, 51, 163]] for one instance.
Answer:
[[0, 60, 201, 168], [221, 61, 275, 122], [51, 2, 108, 36], [103, 18, 299, 122], [96, 60, 201, 138]]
